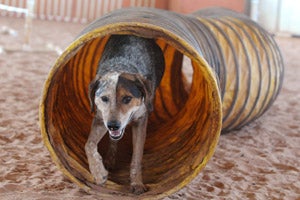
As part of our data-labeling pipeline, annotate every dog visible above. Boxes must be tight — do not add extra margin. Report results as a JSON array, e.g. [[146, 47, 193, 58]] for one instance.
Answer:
[[85, 35, 165, 194]]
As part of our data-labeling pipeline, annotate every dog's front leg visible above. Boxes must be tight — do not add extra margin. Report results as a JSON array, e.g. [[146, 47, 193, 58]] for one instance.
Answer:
[[130, 115, 148, 194], [85, 117, 108, 185]]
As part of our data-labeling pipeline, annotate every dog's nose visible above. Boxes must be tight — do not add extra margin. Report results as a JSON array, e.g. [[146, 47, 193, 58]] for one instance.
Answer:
[[107, 120, 121, 131]]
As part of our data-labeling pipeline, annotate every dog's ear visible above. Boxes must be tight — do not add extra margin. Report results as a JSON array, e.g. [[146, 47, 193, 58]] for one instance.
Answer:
[[88, 75, 101, 113], [134, 75, 154, 113]]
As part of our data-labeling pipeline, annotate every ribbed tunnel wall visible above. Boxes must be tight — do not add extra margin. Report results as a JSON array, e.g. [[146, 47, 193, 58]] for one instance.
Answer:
[[40, 8, 283, 199]]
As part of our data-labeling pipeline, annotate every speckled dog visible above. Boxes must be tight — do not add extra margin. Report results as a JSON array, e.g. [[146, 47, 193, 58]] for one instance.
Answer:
[[85, 35, 165, 194]]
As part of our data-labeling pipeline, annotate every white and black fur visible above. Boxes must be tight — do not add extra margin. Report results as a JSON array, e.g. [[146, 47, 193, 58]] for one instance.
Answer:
[[85, 35, 165, 194]]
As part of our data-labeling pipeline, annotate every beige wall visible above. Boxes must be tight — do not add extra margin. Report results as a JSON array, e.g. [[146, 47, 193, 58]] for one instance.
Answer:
[[169, 0, 245, 13], [0, 0, 245, 23]]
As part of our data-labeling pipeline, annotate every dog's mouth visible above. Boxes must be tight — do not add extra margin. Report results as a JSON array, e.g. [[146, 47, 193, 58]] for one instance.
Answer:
[[108, 129, 125, 141]]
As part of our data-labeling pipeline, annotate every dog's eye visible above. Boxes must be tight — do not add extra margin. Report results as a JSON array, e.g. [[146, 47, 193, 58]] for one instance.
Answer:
[[101, 96, 109, 103], [122, 96, 132, 104]]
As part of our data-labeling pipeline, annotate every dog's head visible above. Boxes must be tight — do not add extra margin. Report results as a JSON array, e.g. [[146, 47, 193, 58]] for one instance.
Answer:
[[89, 72, 152, 140]]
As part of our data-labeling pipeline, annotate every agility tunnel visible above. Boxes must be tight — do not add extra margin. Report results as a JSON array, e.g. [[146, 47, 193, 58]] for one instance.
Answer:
[[39, 7, 283, 199]]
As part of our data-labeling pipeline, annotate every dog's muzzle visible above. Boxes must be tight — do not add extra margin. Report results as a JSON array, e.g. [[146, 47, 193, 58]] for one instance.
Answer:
[[107, 121, 124, 141], [109, 129, 125, 141]]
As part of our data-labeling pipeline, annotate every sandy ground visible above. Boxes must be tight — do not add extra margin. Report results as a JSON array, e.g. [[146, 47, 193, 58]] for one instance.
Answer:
[[0, 16, 299, 200]]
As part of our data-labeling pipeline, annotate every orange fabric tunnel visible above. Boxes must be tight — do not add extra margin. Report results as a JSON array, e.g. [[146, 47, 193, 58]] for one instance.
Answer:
[[39, 8, 283, 199]]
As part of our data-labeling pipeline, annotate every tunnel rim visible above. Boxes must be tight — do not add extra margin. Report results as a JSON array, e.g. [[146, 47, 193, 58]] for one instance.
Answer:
[[39, 21, 222, 199]]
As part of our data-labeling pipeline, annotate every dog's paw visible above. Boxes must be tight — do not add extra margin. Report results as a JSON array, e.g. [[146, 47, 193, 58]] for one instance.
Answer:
[[90, 166, 108, 185], [94, 171, 108, 185], [130, 183, 148, 195]]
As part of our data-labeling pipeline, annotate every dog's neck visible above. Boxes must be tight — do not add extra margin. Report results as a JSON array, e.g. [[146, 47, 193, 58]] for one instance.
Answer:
[[99, 57, 145, 75]]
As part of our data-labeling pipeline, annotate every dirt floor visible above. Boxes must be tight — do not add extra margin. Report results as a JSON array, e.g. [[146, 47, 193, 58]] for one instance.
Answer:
[[0, 16, 299, 200]]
